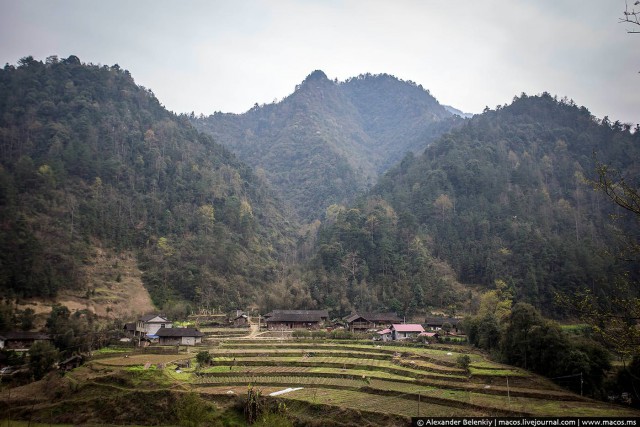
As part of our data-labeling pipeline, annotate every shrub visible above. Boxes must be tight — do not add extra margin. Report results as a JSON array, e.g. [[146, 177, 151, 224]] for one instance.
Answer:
[[456, 354, 471, 373], [196, 351, 212, 366], [175, 392, 214, 427]]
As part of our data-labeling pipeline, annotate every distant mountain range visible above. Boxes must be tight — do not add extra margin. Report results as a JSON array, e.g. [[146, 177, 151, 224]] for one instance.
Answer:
[[193, 71, 463, 221]]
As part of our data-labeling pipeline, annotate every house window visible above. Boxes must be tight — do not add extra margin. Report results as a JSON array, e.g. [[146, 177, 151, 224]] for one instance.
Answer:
[[161, 324, 165, 328]]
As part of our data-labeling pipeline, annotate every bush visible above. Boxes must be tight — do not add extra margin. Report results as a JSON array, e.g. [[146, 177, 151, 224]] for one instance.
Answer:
[[196, 351, 212, 366], [292, 330, 311, 339], [456, 354, 471, 373], [175, 392, 214, 427]]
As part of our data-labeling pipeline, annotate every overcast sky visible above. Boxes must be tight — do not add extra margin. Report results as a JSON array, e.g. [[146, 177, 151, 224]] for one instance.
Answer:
[[1, 1, 638, 124]]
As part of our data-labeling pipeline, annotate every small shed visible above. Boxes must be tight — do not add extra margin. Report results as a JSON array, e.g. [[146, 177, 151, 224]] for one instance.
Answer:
[[376, 328, 392, 342], [59, 354, 84, 371], [418, 331, 440, 343], [232, 314, 249, 326]]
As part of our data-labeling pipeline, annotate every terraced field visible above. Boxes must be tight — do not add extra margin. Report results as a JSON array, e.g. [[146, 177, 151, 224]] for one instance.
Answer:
[[132, 339, 638, 419]]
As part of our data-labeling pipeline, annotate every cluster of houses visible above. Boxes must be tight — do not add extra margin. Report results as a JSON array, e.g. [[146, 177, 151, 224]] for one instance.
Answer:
[[1, 311, 459, 354], [261, 309, 460, 342]]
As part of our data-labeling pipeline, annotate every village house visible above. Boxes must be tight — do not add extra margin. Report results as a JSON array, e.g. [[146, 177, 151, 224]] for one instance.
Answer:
[[156, 327, 204, 346], [344, 312, 402, 333], [418, 331, 440, 343], [424, 316, 460, 334], [263, 309, 329, 330], [376, 328, 392, 342], [135, 314, 172, 337], [58, 354, 84, 371], [390, 324, 425, 340], [231, 313, 249, 327], [0, 331, 51, 351]]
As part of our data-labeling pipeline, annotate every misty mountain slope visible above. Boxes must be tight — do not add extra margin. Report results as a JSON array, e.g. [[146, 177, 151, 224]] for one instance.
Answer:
[[340, 73, 455, 171], [307, 93, 639, 316], [0, 55, 297, 309], [193, 71, 461, 221]]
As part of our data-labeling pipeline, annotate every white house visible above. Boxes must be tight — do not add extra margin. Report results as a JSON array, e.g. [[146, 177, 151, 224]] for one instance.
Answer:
[[136, 314, 172, 336], [156, 327, 204, 346], [391, 324, 425, 340]]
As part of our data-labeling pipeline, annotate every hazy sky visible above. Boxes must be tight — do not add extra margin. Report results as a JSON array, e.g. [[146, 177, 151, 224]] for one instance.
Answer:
[[1, 1, 638, 124]]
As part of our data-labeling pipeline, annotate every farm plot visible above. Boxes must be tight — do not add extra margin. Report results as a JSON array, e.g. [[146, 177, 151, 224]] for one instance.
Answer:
[[75, 340, 632, 419], [267, 387, 489, 417], [208, 355, 468, 381], [92, 353, 188, 367], [200, 365, 415, 381], [190, 340, 639, 418]]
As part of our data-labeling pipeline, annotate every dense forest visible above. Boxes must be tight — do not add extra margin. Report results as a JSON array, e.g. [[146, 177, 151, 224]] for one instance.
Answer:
[[193, 71, 462, 221], [0, 56, 297, 310], [0, 56, 638, 324], [306, 94, 640, 317]]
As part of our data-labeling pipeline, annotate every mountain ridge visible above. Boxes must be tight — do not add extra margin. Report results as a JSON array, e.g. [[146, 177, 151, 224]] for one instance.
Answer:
[[193, 71, 463, 221], [0, 55, 297, 311]]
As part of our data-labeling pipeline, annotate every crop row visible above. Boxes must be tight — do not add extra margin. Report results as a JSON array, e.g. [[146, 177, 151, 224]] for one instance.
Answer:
[[195, 367, 580, 401], [278, 387, 489, 417], [208, 349, 466, 375], [208, 356, 467, 381], [193, 374, 528, 416], [214, 341, 482, 368]]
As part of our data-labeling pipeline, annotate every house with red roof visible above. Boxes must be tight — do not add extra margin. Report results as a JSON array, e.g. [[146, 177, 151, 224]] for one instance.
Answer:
[[390, 324, 424, 340]]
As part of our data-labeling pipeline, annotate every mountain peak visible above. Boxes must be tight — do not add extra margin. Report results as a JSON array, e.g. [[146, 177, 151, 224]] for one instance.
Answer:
[[304, 70, 329, 82]]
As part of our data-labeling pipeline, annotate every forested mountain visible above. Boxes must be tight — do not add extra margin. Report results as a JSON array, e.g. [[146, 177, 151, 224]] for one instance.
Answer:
[[2, 56, 637, 320], [0, 55, 297, 310], [308, 94, 640, 317], [193, 71, 461, 221]]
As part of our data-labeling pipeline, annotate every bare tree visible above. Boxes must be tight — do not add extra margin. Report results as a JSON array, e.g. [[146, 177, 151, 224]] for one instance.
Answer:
[[621, 1, 640, 33]]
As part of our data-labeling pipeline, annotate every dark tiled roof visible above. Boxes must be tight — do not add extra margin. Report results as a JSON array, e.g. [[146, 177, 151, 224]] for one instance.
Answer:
[[424, 317, 460, 326], [263, 310, 329, 321], [345, 312, 402, 323], [123, 323, 136, 331], [139, 314, 170, 322], [156, 327, 203, 337], [0, 331, 51, 341], [264, 310, 329, 323]]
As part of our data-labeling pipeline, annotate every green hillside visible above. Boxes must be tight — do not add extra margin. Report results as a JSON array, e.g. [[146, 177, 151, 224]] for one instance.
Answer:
[[307, 93, 640, 316], [0, 56, 296, 310], [193, 71, 461, 221]]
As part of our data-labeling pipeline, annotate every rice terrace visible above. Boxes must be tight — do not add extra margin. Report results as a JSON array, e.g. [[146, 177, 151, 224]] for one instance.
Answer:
[[2, 322, 637, 427]]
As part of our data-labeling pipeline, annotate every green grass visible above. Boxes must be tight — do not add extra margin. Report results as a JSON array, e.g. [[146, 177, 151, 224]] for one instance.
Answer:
[[279, 388, 487, 417], [470, 367, 527, 377], [92, 346, 131, 355]]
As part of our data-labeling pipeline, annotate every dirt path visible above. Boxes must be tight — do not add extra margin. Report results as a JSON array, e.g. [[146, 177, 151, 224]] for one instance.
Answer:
[[246, 323, 260, 338]]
